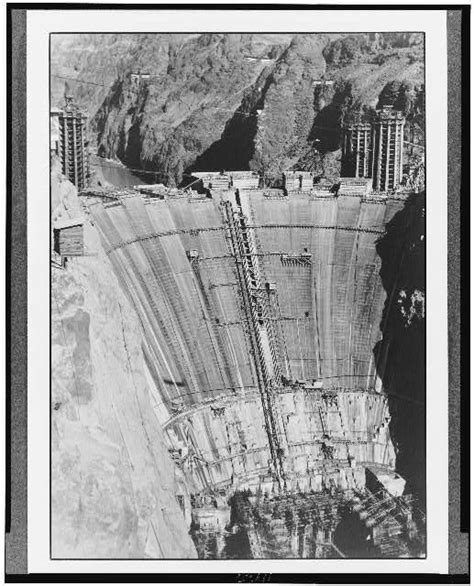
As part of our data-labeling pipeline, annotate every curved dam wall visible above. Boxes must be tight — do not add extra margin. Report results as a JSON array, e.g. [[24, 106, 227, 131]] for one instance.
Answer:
[[239, 191, 404, 386], [90, 190, 406, 495]]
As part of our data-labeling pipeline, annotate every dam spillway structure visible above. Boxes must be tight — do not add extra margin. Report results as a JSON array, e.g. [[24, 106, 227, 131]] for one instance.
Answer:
[[82, 179, 425, 559]]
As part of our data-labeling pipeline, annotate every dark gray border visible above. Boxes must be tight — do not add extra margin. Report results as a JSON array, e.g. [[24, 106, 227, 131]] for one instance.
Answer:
[[6, 7, 27, 577], [6, 7, 467, 578], [447, 9, 468, 576]]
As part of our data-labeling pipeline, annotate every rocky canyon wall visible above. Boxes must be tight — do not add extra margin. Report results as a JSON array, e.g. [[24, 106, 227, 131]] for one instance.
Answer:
[[374, 191, 426, 504], [51, 33, 424, 186]]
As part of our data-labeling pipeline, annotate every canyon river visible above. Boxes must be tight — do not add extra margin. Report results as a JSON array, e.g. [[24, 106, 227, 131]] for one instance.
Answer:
[[90, 154, 151, 187]]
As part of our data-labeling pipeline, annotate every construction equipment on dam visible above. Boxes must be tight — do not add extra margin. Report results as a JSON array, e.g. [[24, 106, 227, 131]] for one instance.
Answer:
[[50, 96, 89, 190], [342, 105, 406, 193], [223, 196, 288, 490], [73, 169, 424, 558]]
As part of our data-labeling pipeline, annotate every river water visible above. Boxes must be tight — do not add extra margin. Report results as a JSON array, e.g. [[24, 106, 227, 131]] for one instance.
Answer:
[[91, 155, 152, 187]]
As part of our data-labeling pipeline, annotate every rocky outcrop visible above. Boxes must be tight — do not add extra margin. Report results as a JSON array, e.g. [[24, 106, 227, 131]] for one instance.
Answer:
[[51, 163, 196, 558]]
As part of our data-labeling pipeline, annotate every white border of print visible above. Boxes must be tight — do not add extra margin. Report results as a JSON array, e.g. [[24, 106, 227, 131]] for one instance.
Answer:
[[27, 7, 448, 574]]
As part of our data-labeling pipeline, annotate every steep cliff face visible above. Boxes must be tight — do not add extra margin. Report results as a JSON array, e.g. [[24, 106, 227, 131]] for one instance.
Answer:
[[51, 33, 424, 185], [374, 192, 426, 504], [189, 34, 327, 177], [88, 34, 292, 183], [51, 164, 196, 558]]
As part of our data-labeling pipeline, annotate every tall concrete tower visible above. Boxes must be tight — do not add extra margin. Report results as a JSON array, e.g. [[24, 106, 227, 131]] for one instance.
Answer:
[[341, 122, 373, 178], [371, 106, 405, 192], [52, 96, 89, 189]]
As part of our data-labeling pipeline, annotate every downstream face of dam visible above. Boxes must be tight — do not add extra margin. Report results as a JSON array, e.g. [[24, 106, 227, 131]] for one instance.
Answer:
[[81, 186, 425, 558]]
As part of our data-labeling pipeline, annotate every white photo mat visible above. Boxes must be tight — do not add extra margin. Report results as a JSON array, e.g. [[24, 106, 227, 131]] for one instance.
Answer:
[[27, 8, 448, 575]]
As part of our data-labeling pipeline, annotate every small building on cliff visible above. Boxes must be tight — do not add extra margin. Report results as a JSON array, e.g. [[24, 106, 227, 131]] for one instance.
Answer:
[[53, 216, 85, 257]]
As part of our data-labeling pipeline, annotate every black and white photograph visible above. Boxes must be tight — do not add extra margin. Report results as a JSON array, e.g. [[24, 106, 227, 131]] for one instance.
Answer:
[[9, 5, 459, 579], [50, 29, 427, 561]]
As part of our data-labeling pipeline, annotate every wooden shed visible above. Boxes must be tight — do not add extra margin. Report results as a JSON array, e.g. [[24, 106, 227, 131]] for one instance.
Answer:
[[53, 216, 85, 256]]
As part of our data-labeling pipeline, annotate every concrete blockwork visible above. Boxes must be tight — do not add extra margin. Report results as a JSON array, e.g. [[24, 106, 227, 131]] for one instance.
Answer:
[[90, 190, 406, 496]]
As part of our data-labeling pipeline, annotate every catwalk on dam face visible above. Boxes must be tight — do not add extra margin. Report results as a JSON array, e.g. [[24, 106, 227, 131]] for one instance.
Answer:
[[89, 187, 407, 500]]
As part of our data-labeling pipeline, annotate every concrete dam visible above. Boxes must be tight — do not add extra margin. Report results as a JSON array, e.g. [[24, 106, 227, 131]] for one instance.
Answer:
[[84, 185, 424, 558]]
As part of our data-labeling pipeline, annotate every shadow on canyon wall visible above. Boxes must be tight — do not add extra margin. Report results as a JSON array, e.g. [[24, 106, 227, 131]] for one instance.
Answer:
[[189, 68, 274, 174], [308, 82, 354, 152], [189, 105, 259, 172], [373, 192, 426, 507]]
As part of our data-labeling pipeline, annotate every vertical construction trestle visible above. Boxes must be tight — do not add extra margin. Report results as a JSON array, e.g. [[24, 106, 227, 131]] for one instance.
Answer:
[[53, 96, 89, 189], [223, 200, 287, 490], [341, 122, 372, 178], [341, 106, 405, 192], [371, 107, 405, 192]]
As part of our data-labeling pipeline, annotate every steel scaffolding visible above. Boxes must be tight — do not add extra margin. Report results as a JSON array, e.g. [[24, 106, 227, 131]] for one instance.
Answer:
[[223, 200, 288, 490]]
